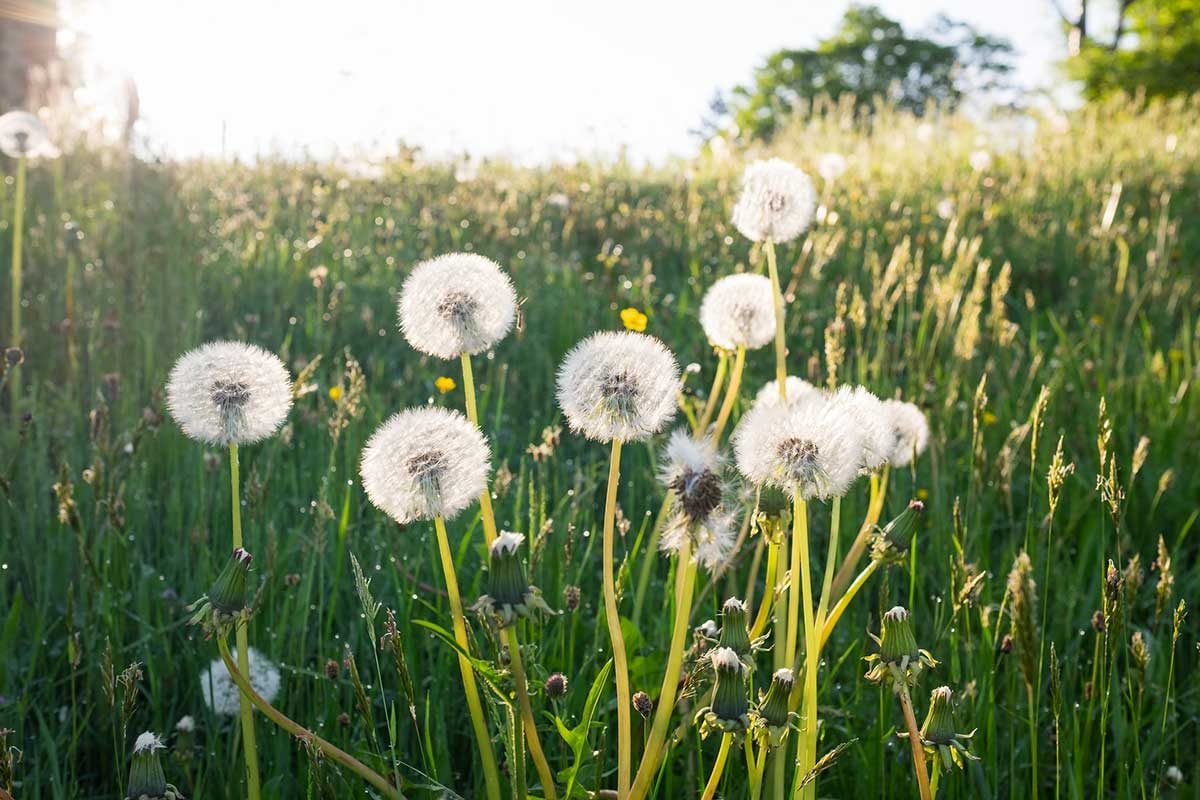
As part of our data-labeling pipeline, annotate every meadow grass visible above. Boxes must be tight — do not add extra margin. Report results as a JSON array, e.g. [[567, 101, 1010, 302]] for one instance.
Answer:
[[0, 94, 1197, 798]]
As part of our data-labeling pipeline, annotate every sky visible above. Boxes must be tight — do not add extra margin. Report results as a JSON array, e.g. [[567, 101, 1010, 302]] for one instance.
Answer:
[[62, 0, 1069, 163]]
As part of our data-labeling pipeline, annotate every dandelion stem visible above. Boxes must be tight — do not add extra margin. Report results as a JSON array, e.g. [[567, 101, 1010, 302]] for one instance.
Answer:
[[8, 155, 25, 416], [709, 344, 746, 444], [632, 491, 673, 628], [791, 493, 819, 800], [504, 626, 557, 800], [433, 515, 503, 800], [820, 560, 879, 647], [228, 443, 262, 800], [601, 438, 633, 798], [701, 733, 734, 800], [695, 349, 729, 436], [460, 353, 498, 549], [929, 763, 941, 799], [830, 466, 888, 601], [748, 537, 779, 640], [765, 238, 788, 399], [217, 637, 401, 799], [897, 681, 933, 800], [630, 539, 698, 800]]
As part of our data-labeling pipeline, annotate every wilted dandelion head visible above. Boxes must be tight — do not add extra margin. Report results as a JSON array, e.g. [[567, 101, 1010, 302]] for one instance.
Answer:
[[556, 331, 679, 442], [816, 152, 848, 182], [660, 504, 736, 571], [398, 253, 517, 359], [699, 273, 777, 351], [659, 430, 722, 520], [883, 400, 930, 467], [0, 110, 58, 159], [752, 376, 819, 410], [360, 407, 490, 524], [200, 647, 281, 716], [730, 158, 816, 244], [829, 386, 892, 473], [733, 395, 865, 500], [133, 731, 164, 753], [166, 341, 292, 446]]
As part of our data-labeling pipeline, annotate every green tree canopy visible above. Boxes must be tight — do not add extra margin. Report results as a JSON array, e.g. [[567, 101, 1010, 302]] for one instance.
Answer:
[[1060, 0, 1200, 99], [711, 5, 1014, 142]]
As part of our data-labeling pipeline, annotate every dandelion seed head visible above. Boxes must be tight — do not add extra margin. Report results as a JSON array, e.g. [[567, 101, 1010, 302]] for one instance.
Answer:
[[660, 504, 737, 570], [816, 152, 848, 182], [733, 395, 864, 500], [883, 400, 930, 467], [752, 376, 819, 410], [0, 111, 58, 159], [175, 715, 195, 733], [699, 273, 776, 351], [710, 646, 744, 673], [360, 407, 490, 524], [969, 149, 993, 173], [133, 732, 164, 753], [200, 647, 281, 716], [398, 253, 517, 359], [829, 386, 892, 473], [556, 331, 679, 442], [166, 341, 292, 446], [730, 158, 816, 243]]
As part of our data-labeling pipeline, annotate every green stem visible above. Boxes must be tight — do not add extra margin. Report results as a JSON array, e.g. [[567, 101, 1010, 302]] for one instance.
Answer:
[[898, 682, 933, 800], [228, 444, 261, 800], [460, 353, 498, 549], [433, 516, 503, 800], [831, 466, 888, 601], [930, 764, 941, 799], [709, 344, 746, 444], [748, 538, 779, 640], [632, 491, 674, 628], [505, 626, 557, 800], [602, 438, 632, 798], [820, 561, 879, 648], [695, 350, 729, 436], [9, 155, 25, 416], [764, 238, 788, 398], [793, 494, 818, 800], [700, 734, 734, 800], [630, 541, 698, 800], [218, 638, 400, 798]]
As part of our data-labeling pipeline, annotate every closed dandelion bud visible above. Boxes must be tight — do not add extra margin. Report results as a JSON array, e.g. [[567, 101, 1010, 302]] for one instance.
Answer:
[[752, 667, 796, 747], [545, 672, 568, 699], [699, 647, 749, 734], [632, 690, 653, 718], [127, 732, 181, 799], [880, 607, 920, 665], [871, 499, 924, 564], [915, 686, 979, 772], [208, 548, 252, 615], [472, 532, 554, 627], [718, 598, 752, 657]]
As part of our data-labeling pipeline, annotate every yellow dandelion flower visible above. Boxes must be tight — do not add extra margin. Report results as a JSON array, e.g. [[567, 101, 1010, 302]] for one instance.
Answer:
[[435, 376, 457, 394], [983, 411, 998, 425], [328, 386, 343, 402], [620, 307, 648, 332], [917, 488, 929, 501]]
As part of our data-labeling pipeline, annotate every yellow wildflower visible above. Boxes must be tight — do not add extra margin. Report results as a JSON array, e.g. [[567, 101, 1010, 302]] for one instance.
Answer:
[[328, 386, 343, 402], [620, 307, 648, 332], [435, 376, 457, 394]]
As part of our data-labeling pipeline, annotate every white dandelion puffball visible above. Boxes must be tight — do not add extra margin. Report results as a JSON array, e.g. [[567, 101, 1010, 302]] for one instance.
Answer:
[[398, 252, 517, 359], [360, 407, 490, 524], [733, 394, 865, 500], [658, 430, 734, 569], [201, 647, 281, 716], [556, 331, 680, 442], [166, 341, 293, 446], [660, 505, 737, 571], [658, 429, 719, 490], [969, 149, 993, 173], [883, 400, 929, 467], [816, 152, 848, 183], [730, 158, 816, 244], [699, 273, 777, 351], [0, 111, 58, 159], [830, 386, 892, 473], [752, 376, 819, 410]]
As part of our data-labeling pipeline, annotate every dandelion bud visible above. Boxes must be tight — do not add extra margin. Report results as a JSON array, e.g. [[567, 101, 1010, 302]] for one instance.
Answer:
[[699, 647, 749, 734], [753, 668, 795, 746], [208, 548, 252, 615], [717, 597, 752, 657], [545, 672, 568, 699], [473, 532, 554, 627], [632, 691, 653, 718], [126, 732, 181, 799], [880, 607, 920, 665], [871, 499, 924, 564], [915, 686, 979, 772]]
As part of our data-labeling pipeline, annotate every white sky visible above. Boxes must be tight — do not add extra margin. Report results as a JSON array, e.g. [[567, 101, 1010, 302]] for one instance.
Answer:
[[63, 0, 1067, 163]]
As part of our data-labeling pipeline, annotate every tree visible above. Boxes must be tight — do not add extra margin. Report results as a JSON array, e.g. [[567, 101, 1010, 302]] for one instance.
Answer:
[[1057, 0, 1200, 99], [714, 5, 1015, 142]]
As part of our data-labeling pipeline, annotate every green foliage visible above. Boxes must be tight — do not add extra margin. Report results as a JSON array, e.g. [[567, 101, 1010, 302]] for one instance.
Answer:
[[1067, 0, 1200, 99], [721, 4, 1014, 141], [0, 94, 1198, 798]]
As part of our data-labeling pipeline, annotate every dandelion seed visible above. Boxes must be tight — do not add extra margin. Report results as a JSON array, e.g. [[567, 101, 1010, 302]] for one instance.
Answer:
[[398, 252, 517, 359], [200, 647, 281, 716], [360, 407, 490, 524], [882, 400, 930, 467], [752, 376, 819, 410], [699, 273, 776, 351], [556, 331, 679, 442], [0, 111, 59, 159], [733, 394, 864, 500], [730, 158, 816, 243], [165, 341, 292, 446]]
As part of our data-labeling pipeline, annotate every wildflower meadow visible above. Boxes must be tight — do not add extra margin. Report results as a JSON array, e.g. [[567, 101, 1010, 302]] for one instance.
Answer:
[[0, 96, 1198, 799]]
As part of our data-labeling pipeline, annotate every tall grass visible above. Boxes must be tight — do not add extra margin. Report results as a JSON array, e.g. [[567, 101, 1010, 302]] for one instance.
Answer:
[[1, 93, 1197, 798]]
